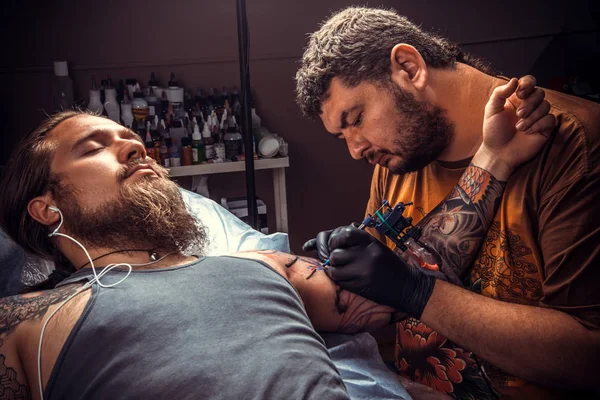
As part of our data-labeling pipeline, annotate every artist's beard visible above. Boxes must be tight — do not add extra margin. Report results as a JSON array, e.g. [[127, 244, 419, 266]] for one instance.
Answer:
[[54, 167, 207, 255], [367, 83, 454, 175]]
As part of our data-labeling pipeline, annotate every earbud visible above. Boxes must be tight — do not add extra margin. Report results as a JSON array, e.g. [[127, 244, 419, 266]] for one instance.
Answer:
[[48, 206, 62, 237]]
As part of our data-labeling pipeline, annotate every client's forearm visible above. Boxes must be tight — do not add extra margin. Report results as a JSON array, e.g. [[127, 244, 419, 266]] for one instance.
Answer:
[[238, 250, 402, 333], [289, 255, 404, 333]]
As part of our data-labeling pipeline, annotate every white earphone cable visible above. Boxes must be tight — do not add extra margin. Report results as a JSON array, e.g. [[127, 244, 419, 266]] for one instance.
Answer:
[[37, 207, 177, 399]]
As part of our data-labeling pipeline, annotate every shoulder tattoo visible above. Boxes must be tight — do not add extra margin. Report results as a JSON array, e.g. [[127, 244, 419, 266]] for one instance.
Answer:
[[0, 284, 80, 348]]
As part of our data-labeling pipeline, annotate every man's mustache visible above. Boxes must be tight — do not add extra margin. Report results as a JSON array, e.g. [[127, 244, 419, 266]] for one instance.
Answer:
[[117, 157, 165, 182]]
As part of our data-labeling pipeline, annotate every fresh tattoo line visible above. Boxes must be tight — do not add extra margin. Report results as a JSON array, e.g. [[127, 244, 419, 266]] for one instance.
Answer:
[[398, 164, 507, 284], [247, 251, 325, 280], [299, 256, 326, 280], [0, 354, 31, 400], [284, 256, 299, 268], [0, 285, 80, 348]]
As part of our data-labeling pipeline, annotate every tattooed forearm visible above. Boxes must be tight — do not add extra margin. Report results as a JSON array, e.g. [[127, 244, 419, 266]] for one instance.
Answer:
[[401, 164, 507, 283], [452, 164, 506, 227], [0, 354, 31, 400], [0, 285, 79, 347]]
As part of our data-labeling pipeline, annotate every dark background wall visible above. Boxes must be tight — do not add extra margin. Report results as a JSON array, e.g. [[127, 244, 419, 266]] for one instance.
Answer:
[[0, 0, 598, 254]]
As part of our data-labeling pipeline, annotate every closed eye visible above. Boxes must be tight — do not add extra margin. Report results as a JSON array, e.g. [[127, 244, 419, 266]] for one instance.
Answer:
[[352, 113, 363, 127], [83, 147, 104, 156]]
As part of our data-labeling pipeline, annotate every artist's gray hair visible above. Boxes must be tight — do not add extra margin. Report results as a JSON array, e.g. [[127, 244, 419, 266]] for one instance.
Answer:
[[295, 6, 491, 118]]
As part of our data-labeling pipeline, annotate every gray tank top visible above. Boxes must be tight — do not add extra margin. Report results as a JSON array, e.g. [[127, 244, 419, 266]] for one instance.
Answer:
[[45, 256, 348, 399]]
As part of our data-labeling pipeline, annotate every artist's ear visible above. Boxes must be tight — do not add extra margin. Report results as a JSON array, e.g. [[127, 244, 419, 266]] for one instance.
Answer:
[[28, 194, 60, 227], [389, 44, 428, 93]]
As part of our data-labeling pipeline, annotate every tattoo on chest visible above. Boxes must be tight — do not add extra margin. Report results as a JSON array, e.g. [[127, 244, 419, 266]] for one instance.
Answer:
[[0, 354, 31, 400], [0, 285, 79, 348]]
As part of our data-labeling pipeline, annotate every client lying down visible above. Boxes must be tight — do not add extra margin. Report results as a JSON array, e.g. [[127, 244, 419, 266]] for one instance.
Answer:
[[0, 103, 550, 399]]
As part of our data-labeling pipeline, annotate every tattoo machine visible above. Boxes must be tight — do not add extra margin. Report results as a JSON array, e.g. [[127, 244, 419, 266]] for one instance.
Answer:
[[322, 200, 421, 267]]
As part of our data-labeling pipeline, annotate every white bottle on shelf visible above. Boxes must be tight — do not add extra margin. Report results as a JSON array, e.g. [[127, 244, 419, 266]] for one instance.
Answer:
[[52, 61, 74, 111], [87, 75, 103, 115], [104, 88, 120, 123], [121, 104, 134, 128]]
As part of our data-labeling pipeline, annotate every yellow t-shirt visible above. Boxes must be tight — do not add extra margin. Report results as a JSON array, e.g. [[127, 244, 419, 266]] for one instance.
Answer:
[[366, 90, 600, 399]]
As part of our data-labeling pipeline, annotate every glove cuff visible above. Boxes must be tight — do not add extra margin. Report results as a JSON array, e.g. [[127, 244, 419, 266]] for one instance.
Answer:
[[409, 272, 436, 319]]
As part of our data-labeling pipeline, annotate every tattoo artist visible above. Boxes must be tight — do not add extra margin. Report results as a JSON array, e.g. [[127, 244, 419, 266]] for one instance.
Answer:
[[297, 7, 600, 399]]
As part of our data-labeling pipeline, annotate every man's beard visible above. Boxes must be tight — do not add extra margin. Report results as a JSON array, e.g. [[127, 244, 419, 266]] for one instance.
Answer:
[[54, 164, 207, 256], [366, 82, 455, 175]]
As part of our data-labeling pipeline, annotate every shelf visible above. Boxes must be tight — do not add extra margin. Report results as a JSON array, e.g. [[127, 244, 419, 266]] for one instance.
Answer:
[[168, 157, 290, 177]]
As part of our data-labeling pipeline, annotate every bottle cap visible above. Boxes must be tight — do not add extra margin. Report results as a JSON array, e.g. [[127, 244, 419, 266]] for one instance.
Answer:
[[149, 72, 159, 87], [133, 83, 145, 98], [53, 61, 68, 77], [192, 124, 202, 140], [202, 123, 211, 138], [146, 86, 157, 100], [168, 72, 178, 88]]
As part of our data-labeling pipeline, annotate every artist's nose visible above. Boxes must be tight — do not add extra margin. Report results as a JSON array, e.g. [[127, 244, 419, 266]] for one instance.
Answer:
[[346, 132, 370, 160]]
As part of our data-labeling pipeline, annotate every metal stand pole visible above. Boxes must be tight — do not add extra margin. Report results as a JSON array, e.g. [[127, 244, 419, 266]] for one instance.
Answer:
[[236, 0, 258, 229]]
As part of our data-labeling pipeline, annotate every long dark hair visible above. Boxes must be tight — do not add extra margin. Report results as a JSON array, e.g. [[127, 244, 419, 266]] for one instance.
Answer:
[[0, 109, 95, 291]]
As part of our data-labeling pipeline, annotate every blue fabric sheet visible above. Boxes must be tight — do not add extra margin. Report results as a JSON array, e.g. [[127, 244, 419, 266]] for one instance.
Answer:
[[323, 332, 412, 400]]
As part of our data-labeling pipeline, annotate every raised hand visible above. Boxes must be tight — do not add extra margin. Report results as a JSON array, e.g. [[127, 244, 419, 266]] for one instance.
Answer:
[[476, 76, 556, 180]]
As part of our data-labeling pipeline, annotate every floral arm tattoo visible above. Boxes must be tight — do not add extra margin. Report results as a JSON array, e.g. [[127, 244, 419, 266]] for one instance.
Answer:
[[396, 164, 506, 284]]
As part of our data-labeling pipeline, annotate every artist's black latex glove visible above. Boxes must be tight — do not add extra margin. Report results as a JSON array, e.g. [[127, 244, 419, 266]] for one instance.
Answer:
[[301, 224, 358, 262], [326, 226, 437, 319]]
